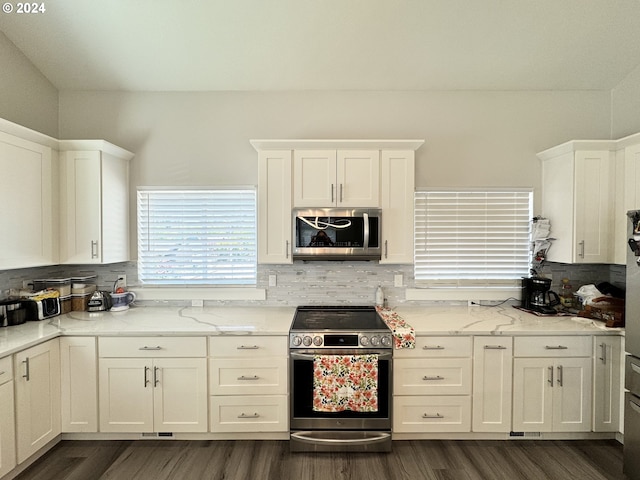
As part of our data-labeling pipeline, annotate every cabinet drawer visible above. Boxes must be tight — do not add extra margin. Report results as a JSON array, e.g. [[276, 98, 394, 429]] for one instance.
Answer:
[[394, 358, 471, 395], [514, 336, 592, 357], [210, 358, 287, 395], [209, 336, 287, 358], [394, 336, 472, 358], [393, 395, 471, 433], [210, 395, 288, 432], [0, 356, 12, 385], [99, 337, 207, 358]]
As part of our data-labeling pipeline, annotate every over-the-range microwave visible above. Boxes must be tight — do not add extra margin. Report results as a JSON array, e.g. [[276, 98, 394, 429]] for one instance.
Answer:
[[292, 207, 381, 261]]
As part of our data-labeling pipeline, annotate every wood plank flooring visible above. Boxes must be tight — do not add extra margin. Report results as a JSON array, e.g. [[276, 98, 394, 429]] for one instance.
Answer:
[[13, 439, 628, 480]]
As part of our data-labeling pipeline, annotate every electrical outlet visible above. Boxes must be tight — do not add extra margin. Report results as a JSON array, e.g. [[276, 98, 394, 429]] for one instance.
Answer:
[[468, 300, 477, 307], [394, 274, 403, 287], [116, 275, 127, 289], [269, 275, 277, 287]]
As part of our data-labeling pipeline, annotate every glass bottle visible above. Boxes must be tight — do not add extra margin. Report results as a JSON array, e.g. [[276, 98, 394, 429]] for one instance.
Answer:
[[560, 278, 574, 308]]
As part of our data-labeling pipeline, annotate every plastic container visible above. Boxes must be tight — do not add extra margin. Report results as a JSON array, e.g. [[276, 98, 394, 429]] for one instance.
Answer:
[[60, 296, 72, 314], [32, 278, 71, 297], [560, 278, 574, 308], [71, 274, 97, 295], [71, 293, 92, 312]]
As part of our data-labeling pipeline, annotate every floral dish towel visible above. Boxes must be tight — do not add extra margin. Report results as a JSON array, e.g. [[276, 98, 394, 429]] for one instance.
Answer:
[[313, 354, 378, 413], [375, 306, 416, 349]]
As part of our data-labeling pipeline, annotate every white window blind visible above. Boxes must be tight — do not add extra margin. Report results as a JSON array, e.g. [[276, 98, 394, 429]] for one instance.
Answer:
[[137, 188, 257, 286], [414, 190, 532, 287]]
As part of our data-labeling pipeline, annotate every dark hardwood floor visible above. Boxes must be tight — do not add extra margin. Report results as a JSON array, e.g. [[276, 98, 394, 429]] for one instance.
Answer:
[[14, 439, 628, 480]]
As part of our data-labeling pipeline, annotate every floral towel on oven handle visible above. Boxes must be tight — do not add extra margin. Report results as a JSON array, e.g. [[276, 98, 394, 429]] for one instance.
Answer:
[[313, 354, 378, 413], [375, 306, 416, 349]]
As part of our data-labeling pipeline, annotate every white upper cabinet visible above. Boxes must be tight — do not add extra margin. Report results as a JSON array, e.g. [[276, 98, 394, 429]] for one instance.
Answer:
[[538, 142, 614, 264], [0, 125, 57, 269], [293, 149, 380, 207], [613, 133, 640, 264], [59, 140, 134, 264]]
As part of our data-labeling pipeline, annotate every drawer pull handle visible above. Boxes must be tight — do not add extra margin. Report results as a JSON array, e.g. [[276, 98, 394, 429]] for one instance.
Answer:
[[548, 366, 554, 387], [423, 346, 444, 350], [237, 375, 260, 381], [422, 413, 443, 419], [238, 412, 260, 419], [484, 345, 507, 350], [544, 345, 568, 350], [139, 346, 163, 351], [154, 366, 160, 387], [422, 375, 444, 381], [144, 366, 150, 387], [557, 365, 563, 387], [237, 345, 260, 350]]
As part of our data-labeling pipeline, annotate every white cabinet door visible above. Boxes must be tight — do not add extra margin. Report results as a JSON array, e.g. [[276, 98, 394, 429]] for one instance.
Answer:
[[257, 150, 293, 264], [380, 150, 414, 264], [574, 150, 612, 263], [14, 339, 61, 463], [552, 357, 592, 432], [153, 358, 208, 433], [293, 150, 336, 206], [0, 131, 55, 269], [336, 150, 380, 207], [512, 358, 553, 432], [593, 336, 621, 432], [99, 358, 154, 433], [472, 337, 513, 433], [60, 145, 131, 264], [60, 337, 97, 432], [0, 358, 15, 478]]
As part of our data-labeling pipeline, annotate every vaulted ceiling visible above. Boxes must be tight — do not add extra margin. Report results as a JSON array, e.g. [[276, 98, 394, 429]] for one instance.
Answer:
[[2, 0, 640, 92]]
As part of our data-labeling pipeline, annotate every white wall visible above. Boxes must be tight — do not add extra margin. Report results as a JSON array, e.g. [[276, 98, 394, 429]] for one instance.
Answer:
[[612, 64, 640, 138], [0, 33, 58, 137]]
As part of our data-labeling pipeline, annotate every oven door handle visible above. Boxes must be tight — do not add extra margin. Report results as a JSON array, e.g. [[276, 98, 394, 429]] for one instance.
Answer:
[[290, 352, 393, 361], [290, 431, 391, 446]]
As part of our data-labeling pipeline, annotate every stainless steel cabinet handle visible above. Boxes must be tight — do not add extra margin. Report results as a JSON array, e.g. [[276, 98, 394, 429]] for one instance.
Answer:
[[22, 358, 30, 381], [139, 346, 163, 351], [422, 413, 443, 419], [422, 375, 444, 381], [484, 345, 507, 350], [154, 366, 160, 387], [599, 343, 607, 364], [331, 184, 335, 203], [339, 183, 343, 203], [548, 366, 554, 387], [237, 345, 260, 350], [384, 240, 388, 258], [557, 365, 563, 387], [579, 240, 585, 258], [423, 346, 445, 350], [238, 412, 260, 419], [91, 240, 99, 259], [285, 240, 289, 259], [545, 345, 568, 350], [237, 375, 260, 381], [144, 366, 150, 387]]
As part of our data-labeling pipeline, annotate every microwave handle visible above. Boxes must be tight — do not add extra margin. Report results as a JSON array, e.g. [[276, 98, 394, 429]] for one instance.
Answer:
[[363, 213, 370, 249]]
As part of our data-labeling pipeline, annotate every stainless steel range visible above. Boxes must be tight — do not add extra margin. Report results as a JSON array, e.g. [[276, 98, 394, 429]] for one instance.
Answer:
[[289, 305, 393, 452]]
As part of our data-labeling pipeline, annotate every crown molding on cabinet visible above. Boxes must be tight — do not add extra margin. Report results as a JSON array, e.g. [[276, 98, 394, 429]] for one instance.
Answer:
[[250, 139, 425, 151], [0, 117, 58, 148], [537, 131, 640, 160]]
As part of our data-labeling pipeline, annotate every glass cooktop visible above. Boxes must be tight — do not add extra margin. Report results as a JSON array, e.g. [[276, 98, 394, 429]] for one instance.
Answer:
[[290, 305, 388, 331]]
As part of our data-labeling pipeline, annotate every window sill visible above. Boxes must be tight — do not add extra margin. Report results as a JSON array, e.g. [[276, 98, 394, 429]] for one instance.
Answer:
[[406, 287, 521, 302], [130, 287, 266, 302]]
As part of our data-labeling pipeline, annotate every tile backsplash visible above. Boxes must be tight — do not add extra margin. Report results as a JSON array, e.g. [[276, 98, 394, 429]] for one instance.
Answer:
[[0, 260, 626, 307]]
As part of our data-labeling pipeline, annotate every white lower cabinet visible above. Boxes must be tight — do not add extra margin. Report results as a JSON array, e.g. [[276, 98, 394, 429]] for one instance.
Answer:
[[592, 336, 621, 432], [60, 337, 97, 432], [209, 336, 288, 433], [98, 337, 208, 433], [472, 337, 513, 433], [512, 336, 592, 433], [14, 339, 61, 463], [393, 336, 472, 433], [0, 356, 16, 477]]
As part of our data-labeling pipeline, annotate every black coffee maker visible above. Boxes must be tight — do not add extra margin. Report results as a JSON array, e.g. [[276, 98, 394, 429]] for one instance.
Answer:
[[521, 277, 560, 314]]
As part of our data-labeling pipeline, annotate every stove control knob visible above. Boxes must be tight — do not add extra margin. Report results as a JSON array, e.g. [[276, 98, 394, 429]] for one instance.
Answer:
[[303, 336, 313, 347], [370, 336, 380, 346], [313, 336, 323, 346], [360, 336, 370, 346], [381, 335, 392, 347], [291, 336, 302, 347]]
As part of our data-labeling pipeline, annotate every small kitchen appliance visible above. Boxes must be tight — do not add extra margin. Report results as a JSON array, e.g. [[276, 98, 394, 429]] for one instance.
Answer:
[[0, 299, 27, 326], [87, 291, 113, 312], [23, 296, 61, 321], [289, 305, 392, 452], [521, 276, 560, 314]]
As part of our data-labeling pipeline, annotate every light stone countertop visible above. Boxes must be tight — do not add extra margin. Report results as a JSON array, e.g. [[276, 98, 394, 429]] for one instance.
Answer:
[[0, 304, 622, 358]]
